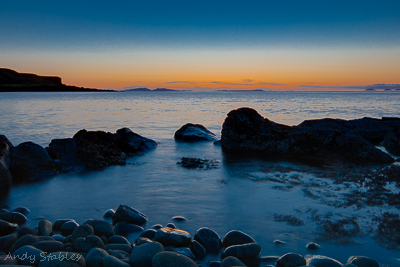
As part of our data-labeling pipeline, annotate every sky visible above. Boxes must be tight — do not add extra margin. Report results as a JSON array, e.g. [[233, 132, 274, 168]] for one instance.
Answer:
[[1, 0, 399, 91]]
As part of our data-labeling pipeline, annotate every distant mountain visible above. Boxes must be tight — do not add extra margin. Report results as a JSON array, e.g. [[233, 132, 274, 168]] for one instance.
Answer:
[[217, 89, 266, 92], [123, 87, 178, 92], [152, 88, 177, 91], [0, 68, 109, 92], [124, 88, 152, 91]]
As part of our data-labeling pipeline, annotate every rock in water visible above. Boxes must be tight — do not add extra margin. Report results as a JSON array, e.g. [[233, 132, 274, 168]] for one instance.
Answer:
[[153, 227, 192, 247], [306, 255, 343, 267], [221, 107, 394, 164], [112, 204, 147, 226], [222, 230, 256, 248], [115, 127, 157, 154], [152, 251, 198, 267], [174, 123, 218, 142], [38, 220, 53, 236], [348, 256, 380, 267], [0, 135, 13, 186], [383, 128, 400, 156], [221, 243, 261, 260], [276, 252, 307, 267], [9, 141, 58, 182], [46, 138, 86, 172], [130, 241, 164, 267], [193, 227, 221, 254]]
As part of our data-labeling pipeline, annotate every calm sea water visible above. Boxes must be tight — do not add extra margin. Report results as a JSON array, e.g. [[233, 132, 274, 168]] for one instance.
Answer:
[[1, 91, 400, 265]]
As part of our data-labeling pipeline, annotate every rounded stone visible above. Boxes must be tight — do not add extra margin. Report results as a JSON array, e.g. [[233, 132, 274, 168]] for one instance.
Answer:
[[194, 227, 221, 254], [83, 220, 113, 237], [0, 211, 27, 225], [112, 204, 147, 226], [222, 230, 256, 248], [129, 241, 164, 267], [306, 242, 320, 250], [132, 237, 152, 246], [107, 250, 129, 260], [208, 261, 221, 267], [12, 245, 43, 266], [165, 223, 177, 229], [103, 255, 131, 267], [172, 216, 187, 221], [53, 219, 75, 232], [307, 255, 342, 267], [103, 209, 115, 219], [18, 226, 38, 237], [11, 206, 30, 216], [113, 222, 143, 237], [0, 219, 18, 236], [38, 220, 53, 236], [276, 252, 307, 267], [348, 256, 379, 267], [222, 243, 261, 260], [150, 224, 163, 230], [191, 240, 206, 259], [152, 251, 198, 267], [153, 227, 191, 247], [32, 240, 64, 253], [61, 221, 80, 237], [0, 233, 19, 250], [107, 235, 129, 245], [85, 247, 109, 267], [139, 229, 157, 240], [73, 235, 105, 253], [38, 252, 86, 267], [10, 234, 54, 253], [221, 256, 246, 267], [71, 224, 94, 243], [52, 234, 65, 242], [105, 244, 132, 253]]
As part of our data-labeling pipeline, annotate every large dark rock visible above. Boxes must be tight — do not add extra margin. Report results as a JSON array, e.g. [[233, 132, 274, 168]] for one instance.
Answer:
[[112, 204, 148, 226], [73, 129, 126, 169], [9, 141, 58, 182], [174, 123, 218, 142], [115, 127, 157, 154], [46, 138, 86, 172], [383, 128, 400, 156], [0, 135, 13, 186], [221, 107, 395, 164]]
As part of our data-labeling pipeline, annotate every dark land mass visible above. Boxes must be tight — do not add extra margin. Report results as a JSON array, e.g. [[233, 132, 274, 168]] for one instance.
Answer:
[[123, 87, 178, 92], [123, 88, 152, 91], [0, 68, 112, 92], [217, 89, 265, 92]]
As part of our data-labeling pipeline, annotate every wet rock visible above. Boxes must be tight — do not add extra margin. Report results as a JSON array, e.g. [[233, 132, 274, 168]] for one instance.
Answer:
[[190, 240, 206, 259], [107, 235, 129, 245], [306, 255, 342, 267], [71, 224, 94, 243], [52, 235, 65, 243], [38, 252, 86, 267], [107, 250, 129, 262], [0, 135, 13, 187], [221, 243, 261, 260], [38, 220, 53, 236], [129, 241, 164, 267], [172, 216, 187, 221], [165, 246, 195, 260], [274, 240, 286, 245], [61, 221, 80, 237], [0, 233, 18, 250], [113, 222, 144, 237], [115, 128, 157, 154], [276, 252, 306, 267], [132, 237, 152, 246], [153, 227, 191, 247], [348, 256, 379, 267], [152, 251, 198, 267], [306, 242, 320, 250], [221, 107, 395, 164], [46, 138, 86, 172], [0, 219, 17, 236], [12, 245, 43, 266], [53, 219, 75, 232], [85, 248, 109, 267], [83, 220, 113, 237], [103, 209, 115, 219], [222, 230, 256, 248], [194, 227, 221, 254], [10, 234, 54, 253], [165, 223, 176, 229], [32, 240, 64, 253], [9, 141, 58, 182], [73, 129, 126, 169], [112, 204, 147, 226], [0, 211, 27, 225], [103, 255, 131, 267], [105, 244, 132, 254], [208, 260, 221, 267], [151, 224, 163, 230], [139, 229, 157, 240], [11, 206, 30, 216], [174, 123, 218, 142], [221, 256, 246, 267], [73, 235, 105, 253], [383, 128, 400, 156]]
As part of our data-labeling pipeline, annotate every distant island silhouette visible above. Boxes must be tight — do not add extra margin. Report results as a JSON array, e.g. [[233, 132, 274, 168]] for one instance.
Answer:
[[0, 68, 111, 92], [123, 87, 182, 92]]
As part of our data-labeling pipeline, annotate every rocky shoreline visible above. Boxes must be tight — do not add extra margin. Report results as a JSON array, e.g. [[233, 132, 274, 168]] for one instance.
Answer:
[[0, 204, 384, 267]]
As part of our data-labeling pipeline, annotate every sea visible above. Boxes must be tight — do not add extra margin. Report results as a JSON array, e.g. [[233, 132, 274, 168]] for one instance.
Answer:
[[1, 91, 400, 265]]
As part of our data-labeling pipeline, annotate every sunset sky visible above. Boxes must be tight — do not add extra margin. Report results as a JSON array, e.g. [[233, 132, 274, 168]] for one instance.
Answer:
[[1, 0, 399, 91]]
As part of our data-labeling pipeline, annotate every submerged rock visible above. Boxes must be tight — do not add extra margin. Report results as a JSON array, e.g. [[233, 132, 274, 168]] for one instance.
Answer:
[[306, 255, 342, 267], [9, 141, 58, 182], [174, 123, 218, 142], [115, 127, 157, 154], [221, 107, 395, 164]]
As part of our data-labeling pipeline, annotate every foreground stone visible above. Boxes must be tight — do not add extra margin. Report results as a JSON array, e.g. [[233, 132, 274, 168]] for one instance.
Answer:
[[276, 252, 307, 267], [193, 227, 221, 254], [221, 107, 395, 164], [112, 204, 147, 226], [153, 227, 191, 247], [174, 123, 218, 142], [129, 241, 164, 267], [9, 142, 58, 182], [152, 251, 198, 267], [306, 255, 342, 267]]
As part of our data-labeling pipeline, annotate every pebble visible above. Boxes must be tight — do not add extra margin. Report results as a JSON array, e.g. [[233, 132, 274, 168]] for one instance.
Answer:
[[165, 246, 195, 260], [85, 247, 109, 267], [51, 234, 64, 242], [306, 255, 343, 267], [38, 220, 53, 236], [151, 251, 198, 267], [221, 256, 246, 267], [165, 223, 177, 229], [52, 219, 74, 232], [306, 242, 320, 250], [172, 216, 187, 221], [84, 219, 114, 237], [103, 255, 131, 267], [73, 235, 106, 253], [61, 221, 79, 237], [0, 211, 27, 225], [17, 226, 38, 236], [222, 242, 261, 260], [222, 230, 256, 247], [348, 256, 380, 267], [129, 241, 164, 267], [11, 206, 30, 216], [132, 237, 153, 246], [112, 204, 147, 225], [276, 252, 307, 267], [32, 240, 64, 253], [107, 235, 130, 245], [139, 229, 157, 240], [108, 250, 130, 260], [150, 224, 163, 230], [191, 240, 206, 259], [194, 227, 221, 254], [71, 224, 94, 243], [153, 227, 192, 247], [103, 209, 115, 219], [208, 260, 221, 267]]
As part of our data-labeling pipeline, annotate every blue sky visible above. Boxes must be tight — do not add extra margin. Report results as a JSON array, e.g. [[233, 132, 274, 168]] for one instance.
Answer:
[[1, 0, 399, 90]]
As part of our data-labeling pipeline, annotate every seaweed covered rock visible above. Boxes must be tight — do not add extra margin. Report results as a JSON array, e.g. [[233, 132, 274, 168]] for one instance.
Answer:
[[175, 123, 218, 142], [46, 138, 86, 172], [9, 141, 58, 182], [221, 107, 394, 164], [73, 129, 125, 169], [115, 127, 157, 154]]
